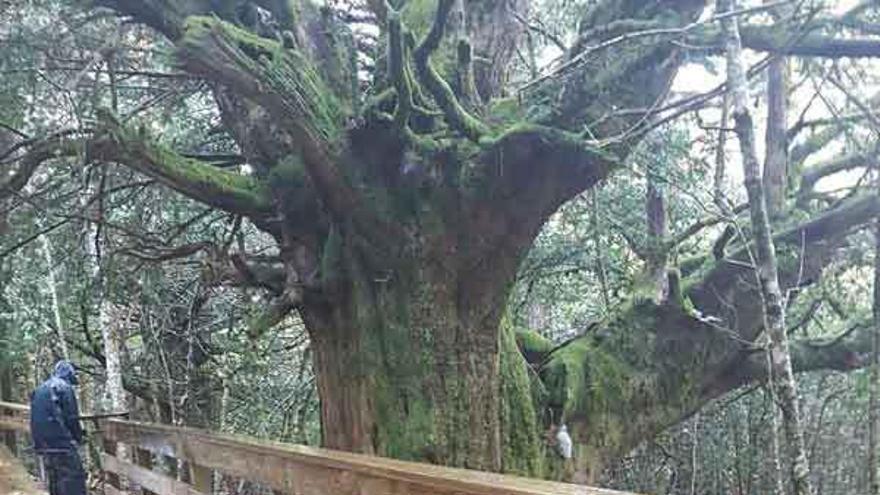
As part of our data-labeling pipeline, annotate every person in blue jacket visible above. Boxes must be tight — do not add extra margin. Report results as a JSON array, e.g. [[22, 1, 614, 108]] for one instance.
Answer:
[[29, 360, 87, 495]]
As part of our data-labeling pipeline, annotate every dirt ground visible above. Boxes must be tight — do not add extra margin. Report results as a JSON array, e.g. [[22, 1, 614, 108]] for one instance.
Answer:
[[0, 445, 44, 495]]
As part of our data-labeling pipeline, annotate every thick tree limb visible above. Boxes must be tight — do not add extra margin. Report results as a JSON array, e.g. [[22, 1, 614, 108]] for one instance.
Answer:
[[712, 322, 873, 397], [386, 9, 412, 132], [179, 18, 343, 152], [743, 26, 880, 58], [91, 112, 273, 219], [693, 23, 880, 58], [178, 18, 400, 246], [799, 151, 877, 196], [1, 136, 83, 201], [4, 125, 272, 222], [536, 192, 880, 462], [201, 249, 287, 295], [92, 0, 211, 40], [475, 125, 615, 210]]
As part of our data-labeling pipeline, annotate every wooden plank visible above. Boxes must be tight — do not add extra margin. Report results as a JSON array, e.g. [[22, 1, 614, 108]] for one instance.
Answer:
[[0, 418, 28, 432], [135, 447, 158, 495], [101, 421, 178, 457], [100, 419, 637, 495], [103, 435, 122, 491], [102, 454, 206, 495], [0, 401, 29, 413], [188, 463, 212, 493]]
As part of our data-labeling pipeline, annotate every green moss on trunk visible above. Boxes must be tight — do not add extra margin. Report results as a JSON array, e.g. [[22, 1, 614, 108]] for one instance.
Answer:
[[305, 220, 552, 473], [500, 320, 545, 476]]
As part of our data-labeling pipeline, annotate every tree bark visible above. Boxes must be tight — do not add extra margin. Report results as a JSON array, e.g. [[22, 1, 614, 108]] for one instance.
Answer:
[[645, 139, 669, 302], [763, 0, 789, 217], [871, 198, 880, 495], [300, 224, 541, 473], [87, 218, 132, 489], [38, 230, 69, 361], [0, 363, 15, 453], [719, 1, 812, 493], [764, 55, 788, 217], [714, 94, 730, 209], [765, 386, 784, 495]]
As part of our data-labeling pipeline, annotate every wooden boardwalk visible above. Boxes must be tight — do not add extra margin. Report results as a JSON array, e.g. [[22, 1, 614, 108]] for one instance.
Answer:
[[0, 445, 44, 495]]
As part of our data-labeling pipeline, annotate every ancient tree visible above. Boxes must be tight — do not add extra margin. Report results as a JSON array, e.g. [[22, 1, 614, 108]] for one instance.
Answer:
[[5, 0, 880, 483]]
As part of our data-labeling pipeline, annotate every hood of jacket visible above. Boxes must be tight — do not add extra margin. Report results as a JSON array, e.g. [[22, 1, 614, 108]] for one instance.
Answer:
[[52, 360, 78, 386]]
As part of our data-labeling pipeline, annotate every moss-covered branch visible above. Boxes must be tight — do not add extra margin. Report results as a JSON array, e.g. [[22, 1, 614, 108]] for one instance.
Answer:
[[686, 21, 880, 58], [2, 121, 273, 223], [708, 322, 875, 398], [387, 9, 413, 132], [179, 17, 343, 152], [413, 0, 487, 141], [91, 111, 272, 218], [689, 193, 880, 331], [739, 24, 880, 58], [178, 17, 400, 247]]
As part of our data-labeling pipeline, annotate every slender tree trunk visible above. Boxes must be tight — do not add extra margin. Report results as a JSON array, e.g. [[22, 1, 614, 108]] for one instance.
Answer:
[[1, 363, 16, 453], [645, 141, 668, 302], [86, 219, 130, 489], [99, 304, 131, 492], [590, 191, 611, 312], [39, 231, 69, 360], [714, 94, 730, 210], [870, 193, 880, 495], [765, 386, 784, 495], [689, 413, 699, 495], [99, 302, 126, 414], [763, 0, 790, 217], [764, 56, 788, 217], [719, 2, 812, 494]]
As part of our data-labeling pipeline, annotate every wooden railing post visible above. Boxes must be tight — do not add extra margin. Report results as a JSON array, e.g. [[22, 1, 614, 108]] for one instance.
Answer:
[[134, 447, 156, 495], [0, 367, 16, 455], [102, 435, 122, 493], [189, 463, 212, 494]]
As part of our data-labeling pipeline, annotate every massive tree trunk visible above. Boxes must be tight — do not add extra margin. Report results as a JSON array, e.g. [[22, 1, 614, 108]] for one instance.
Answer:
[[303, 249, 514, 470]]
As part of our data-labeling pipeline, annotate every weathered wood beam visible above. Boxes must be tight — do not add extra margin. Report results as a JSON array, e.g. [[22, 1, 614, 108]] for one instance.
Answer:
[[102, 454, 207, 495], [97, 418, 633, 495]]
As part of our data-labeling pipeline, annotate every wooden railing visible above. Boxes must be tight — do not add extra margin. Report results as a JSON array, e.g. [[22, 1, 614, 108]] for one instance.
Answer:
[[0, 401, 633, 495]]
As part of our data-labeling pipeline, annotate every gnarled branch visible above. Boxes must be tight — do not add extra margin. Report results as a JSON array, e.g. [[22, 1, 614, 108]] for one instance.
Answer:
[[413, 0, 487, 141]]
